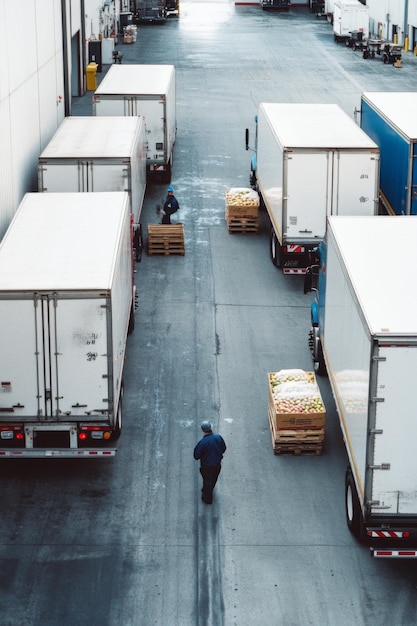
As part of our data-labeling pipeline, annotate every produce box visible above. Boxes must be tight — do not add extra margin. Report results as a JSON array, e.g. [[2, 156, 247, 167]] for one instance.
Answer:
[[225, 188, 259, 218], [268, 369, 326, 431]]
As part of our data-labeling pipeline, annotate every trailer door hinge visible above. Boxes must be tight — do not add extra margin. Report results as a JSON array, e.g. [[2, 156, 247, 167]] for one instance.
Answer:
[[368, 463, 391, 470], [370, 429, 383, 435], [371, 397, 385, 403]]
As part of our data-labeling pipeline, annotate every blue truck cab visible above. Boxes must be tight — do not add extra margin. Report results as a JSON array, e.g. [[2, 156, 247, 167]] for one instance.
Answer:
[[305, 240, 327, 375]]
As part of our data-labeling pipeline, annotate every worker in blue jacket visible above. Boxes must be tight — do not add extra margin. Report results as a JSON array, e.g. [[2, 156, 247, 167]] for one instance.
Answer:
[[162, 185, 179, 224], [194, 421, 226, 504]]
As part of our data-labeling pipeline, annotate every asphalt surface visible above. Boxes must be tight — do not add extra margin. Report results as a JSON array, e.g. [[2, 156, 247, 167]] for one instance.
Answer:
[[2, 4, 417, 626]]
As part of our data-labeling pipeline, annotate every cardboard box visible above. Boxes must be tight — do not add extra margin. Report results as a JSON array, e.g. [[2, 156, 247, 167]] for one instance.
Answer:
[[225, 188, 259, 219]]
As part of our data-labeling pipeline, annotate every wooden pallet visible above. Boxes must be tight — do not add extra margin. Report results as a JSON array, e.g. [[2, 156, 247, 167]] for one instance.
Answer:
[[273, 442, 323, 456], [147, 224, 185, 256], [226, 216, 259, 234], [268, 406, 324, 456]]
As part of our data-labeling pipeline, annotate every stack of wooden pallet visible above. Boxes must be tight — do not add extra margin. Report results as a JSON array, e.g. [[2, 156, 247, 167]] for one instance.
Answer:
[[147, 224, 185, 256], [267, 370, 326, 455], [225, 188, 259, 234]]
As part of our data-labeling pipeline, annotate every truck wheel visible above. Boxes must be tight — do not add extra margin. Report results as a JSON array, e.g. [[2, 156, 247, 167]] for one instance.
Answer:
[[314, 340, 325, 376], [270, 229, 281, 267], [113, 386, 123, 440], [134, 224, 143, 263], [128, 302, 135, 335], [345, 468, 365, 539], [352, 43, 357, 51]]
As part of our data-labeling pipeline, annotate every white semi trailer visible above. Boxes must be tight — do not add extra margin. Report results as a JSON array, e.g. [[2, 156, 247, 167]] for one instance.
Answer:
[[246, 103, 379, 273], [307, 216, 417, 557], [0, 192, 134, 458], [93, 64, 176, 183], [38, 116, 146, 260]]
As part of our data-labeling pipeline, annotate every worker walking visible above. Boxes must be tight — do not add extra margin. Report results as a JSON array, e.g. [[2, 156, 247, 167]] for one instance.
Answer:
[[194, 421, 226, 504], [161, 185, 180, 224]]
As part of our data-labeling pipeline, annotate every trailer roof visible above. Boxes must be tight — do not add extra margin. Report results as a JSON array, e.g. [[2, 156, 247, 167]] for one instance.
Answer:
[[362, 92, 417, 140], [328, 216, 417, 335], [0, 192, 129, 291], [260, 103, 378, 149], [39, 117, 143, 159], [94, 64, 175, 96]]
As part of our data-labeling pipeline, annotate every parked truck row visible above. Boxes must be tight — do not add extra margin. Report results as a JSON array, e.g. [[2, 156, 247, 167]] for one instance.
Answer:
[[321, 1, 402, 66], [244, 91, 417, 557], [0, 64, 177, 458], [300, 92, 417, 557]]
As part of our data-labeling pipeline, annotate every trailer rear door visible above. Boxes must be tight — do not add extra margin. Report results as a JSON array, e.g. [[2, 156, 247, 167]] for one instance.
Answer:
[[285, 152, 329, 241], [41, 162, 128, 194], [333, 151, 377, 216], [0, 295, 109, 420], [371, 344, 417, 515]]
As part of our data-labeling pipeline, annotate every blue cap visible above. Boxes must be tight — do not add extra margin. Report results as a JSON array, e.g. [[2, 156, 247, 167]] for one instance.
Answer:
[[167, 186, 174, 192]]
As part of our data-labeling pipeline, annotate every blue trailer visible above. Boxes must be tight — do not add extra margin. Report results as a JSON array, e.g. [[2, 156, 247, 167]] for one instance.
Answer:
[[360, 92, 417, 216]]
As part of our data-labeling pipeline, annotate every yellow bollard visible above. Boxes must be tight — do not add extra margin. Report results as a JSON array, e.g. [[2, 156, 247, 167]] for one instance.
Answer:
[[86, 63, 98, 91]]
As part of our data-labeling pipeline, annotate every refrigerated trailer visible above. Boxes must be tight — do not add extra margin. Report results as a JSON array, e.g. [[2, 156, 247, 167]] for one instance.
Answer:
[[333, 0, 369, 43], [359, 92, 417, 216], [245, 103, 379, 273], [93, 64, 176, 183], [0, 192, 134, 458], [307, 216, 417, 557], [38, 116, 147, 224]]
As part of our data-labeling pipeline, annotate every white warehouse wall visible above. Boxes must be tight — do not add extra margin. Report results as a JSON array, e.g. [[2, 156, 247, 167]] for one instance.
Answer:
[[367, 0, 405, 43], [84, 0, 118, 60], [0, 0, 66, 238], [0, 0, 120, 239]]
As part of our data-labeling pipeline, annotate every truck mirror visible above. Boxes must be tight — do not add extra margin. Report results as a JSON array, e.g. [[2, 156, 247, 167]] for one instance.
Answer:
[[245, 128, 249, 151]]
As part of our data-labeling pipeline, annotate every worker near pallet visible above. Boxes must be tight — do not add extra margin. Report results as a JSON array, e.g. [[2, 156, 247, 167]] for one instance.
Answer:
[[194, 421, 227, 504], [161, 185, 180, 224]]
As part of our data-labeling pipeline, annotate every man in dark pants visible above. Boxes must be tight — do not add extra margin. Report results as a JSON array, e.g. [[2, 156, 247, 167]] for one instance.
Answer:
[[194, 421, 226, 504], [161, 185, 179, 224]]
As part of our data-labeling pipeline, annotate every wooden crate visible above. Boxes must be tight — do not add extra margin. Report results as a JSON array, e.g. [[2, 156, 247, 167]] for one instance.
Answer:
[[147, 224, 185, 256], [267, 372, 326, 431], [268, 407, 324, 456]]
